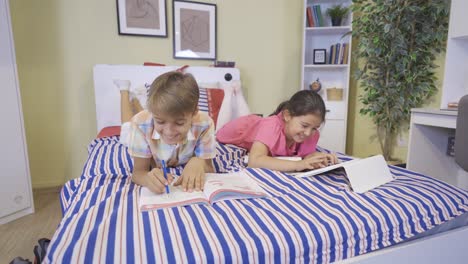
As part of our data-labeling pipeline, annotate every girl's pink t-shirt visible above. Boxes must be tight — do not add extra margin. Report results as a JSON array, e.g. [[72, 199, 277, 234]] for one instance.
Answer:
[[216, 113, 319, 157]]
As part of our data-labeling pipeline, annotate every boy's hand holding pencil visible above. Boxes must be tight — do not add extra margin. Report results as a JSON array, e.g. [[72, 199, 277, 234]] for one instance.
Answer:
[[145, 165, 174, 194]]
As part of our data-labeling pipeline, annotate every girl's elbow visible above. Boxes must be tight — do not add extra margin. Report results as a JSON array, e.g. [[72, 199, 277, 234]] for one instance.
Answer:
[[247, 156, 261, 168]]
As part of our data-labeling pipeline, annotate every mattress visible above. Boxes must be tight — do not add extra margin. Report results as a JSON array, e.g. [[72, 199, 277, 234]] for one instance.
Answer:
[[48, 136, 468, 263]]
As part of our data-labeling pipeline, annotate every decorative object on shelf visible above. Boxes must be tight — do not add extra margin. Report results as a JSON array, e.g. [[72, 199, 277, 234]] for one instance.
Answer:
[[214, 61, 235, 68], [173, 0, 217, 60], [309, 78, 322, 92], [313, 49, 326, 64], [447, 102, 459, 110], [326, 87, 343, 101], [326, 4, 349, 26], [116, 0, 167, 37], [353, 0, 449, 161]]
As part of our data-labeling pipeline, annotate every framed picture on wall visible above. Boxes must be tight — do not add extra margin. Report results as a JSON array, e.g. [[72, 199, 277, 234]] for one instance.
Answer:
[[116, 0, 167, 37], [173, 0, 217, 60], [313, 49, 327, 64]]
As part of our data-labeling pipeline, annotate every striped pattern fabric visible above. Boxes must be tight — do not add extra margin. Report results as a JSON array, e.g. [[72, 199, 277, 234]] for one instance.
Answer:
[[198, 87, 210, 113], [50, 137, 468, 263]]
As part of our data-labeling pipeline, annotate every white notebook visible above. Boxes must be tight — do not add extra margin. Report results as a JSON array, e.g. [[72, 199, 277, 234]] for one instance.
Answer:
[[291, 155, 394, 193]]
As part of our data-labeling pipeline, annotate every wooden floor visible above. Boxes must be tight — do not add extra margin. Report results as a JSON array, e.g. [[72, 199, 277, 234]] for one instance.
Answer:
[[0, 187, 62, 263]]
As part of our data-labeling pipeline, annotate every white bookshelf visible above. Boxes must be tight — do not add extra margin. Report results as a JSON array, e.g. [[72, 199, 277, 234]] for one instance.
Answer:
[[301, 0, 352, 153]]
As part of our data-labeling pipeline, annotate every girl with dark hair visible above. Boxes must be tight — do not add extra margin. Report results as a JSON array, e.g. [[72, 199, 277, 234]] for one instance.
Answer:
[[216, 90, 338, 172]]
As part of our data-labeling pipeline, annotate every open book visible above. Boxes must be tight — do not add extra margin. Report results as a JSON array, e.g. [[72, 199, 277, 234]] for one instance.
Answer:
[[139, 170, 269, 211], [290, 155, 394, 193]]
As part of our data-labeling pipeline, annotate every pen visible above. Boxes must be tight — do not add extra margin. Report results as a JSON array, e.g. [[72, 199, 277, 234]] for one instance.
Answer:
[[161, 160, 170, 194]]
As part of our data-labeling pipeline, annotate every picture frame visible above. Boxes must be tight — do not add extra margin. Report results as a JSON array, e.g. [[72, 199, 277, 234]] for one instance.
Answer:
[[173, 0, 217, 60], [313, 49, 327, 64], [116, 0, 167, 37]]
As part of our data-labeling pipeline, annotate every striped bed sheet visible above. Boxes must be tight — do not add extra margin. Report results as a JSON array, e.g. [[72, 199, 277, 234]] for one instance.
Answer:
[[49, 137, 468, 263]]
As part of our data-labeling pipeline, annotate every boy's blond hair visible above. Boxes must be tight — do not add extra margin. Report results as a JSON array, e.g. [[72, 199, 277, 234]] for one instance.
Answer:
[[147, 71, 199, 117]]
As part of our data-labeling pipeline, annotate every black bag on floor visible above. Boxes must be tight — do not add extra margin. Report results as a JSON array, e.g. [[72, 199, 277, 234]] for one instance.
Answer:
[[9, 257, 32, 264], [33, 238, 50, 264]]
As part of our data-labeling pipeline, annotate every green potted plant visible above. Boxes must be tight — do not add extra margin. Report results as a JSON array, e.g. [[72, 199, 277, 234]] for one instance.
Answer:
[[326, 4, 349, 26], [352, 0, 449, 161]]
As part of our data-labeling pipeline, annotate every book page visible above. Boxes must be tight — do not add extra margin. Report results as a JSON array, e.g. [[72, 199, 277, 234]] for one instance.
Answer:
[[203, 171, 269, 203], [289, 155, 394, 193], [139, 184, 208, 211], [341, 155, 394, 193], [289, 159, 359, 177]]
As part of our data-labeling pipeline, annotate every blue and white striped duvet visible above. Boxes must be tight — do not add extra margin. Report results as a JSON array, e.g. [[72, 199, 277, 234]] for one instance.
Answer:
[[49, 137, 468, 263]]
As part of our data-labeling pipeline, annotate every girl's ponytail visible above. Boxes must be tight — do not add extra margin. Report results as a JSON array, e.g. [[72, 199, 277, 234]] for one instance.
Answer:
[[270, 101, 289, 116]]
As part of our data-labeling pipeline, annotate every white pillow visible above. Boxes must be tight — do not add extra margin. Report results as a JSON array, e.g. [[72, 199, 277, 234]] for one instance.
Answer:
[[132, 82, 150, 109], [216, 80, 250, 131]]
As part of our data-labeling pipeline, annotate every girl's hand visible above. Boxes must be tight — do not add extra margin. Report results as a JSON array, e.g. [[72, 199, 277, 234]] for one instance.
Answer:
[[297, 152, 339, 171], [144, 168, 174, 194], [297, 156, 329, 171], [174, 157, 206, 192], [305, 152, 339, 166]]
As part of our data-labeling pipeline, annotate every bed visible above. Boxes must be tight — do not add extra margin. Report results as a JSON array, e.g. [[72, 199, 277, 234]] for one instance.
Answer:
[[44, 65, 468, 263]]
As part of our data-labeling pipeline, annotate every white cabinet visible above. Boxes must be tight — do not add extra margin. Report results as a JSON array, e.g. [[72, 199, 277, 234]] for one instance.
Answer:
[[301, 0, 352, 153], [0, 0, 34, 224], [407, 109, 468, 190], [440, 0, 468, 109], [448, 0, 468, 39]]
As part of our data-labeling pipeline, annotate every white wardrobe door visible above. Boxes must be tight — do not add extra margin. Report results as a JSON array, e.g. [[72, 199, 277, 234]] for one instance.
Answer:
[[0, 0, 33, 219]]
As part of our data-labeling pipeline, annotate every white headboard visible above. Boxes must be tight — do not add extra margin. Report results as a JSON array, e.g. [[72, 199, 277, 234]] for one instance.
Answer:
[[93, 64, 241, 132]]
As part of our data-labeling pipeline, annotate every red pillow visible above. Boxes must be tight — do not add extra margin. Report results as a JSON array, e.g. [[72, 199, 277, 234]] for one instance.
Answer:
[[206, 89, 224, 127], [97, 126, 121, 138], [198, 87, 225, 128]]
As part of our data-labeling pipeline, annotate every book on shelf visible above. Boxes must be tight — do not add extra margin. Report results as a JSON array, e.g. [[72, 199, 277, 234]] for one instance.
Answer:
[[327, 42, 349, 65], [312, 5, 323, 27], [343, 43, 349, 64], [339, 43, 346, 64], [139, 170, 270, 211], [329, 45, 335, 64], [316, 5, 324, 27], [334, 43, 341, 64], [330, 44, 335, 64], [306, 6, 314, 27], [289, 155, 394, 193]]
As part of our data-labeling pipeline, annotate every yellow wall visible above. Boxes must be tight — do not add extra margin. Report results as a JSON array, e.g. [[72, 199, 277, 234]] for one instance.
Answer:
[[10, 1, 447, 188], [10, 0, 303, 188]]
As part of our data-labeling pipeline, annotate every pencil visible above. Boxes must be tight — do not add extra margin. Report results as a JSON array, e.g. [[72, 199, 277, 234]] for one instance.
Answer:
[[161, 160, 170, 194]]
